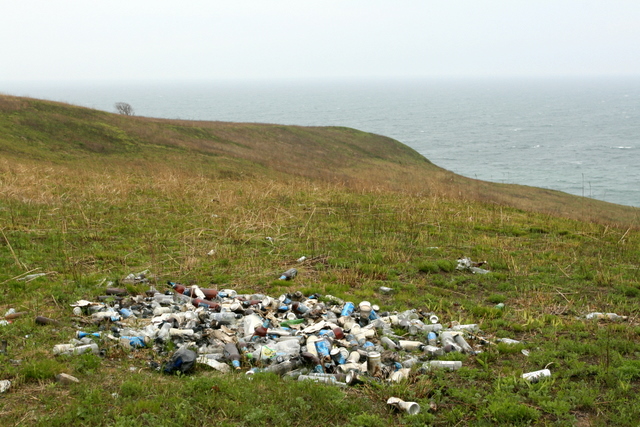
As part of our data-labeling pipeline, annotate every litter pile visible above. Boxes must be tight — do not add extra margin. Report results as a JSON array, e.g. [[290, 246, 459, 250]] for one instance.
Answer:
[[26, 265, 632, 392], [60, 270, 486, 387]]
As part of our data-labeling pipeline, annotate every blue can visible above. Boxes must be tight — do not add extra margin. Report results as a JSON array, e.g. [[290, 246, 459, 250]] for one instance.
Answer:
[[340, 302, 355, 317], [330, 348, 347, 365], [119, 308, 133, 319], [314, 339, 332, 358], [369, 310, 379, 320]]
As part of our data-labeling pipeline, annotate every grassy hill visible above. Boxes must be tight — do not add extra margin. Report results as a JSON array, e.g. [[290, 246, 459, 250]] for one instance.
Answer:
[[1, 95, 638, 227], [0, 95, 639, 426]]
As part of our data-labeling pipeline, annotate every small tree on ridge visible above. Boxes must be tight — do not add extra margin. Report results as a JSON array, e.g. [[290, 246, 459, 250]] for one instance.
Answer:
[[114, 102, 134, 116]]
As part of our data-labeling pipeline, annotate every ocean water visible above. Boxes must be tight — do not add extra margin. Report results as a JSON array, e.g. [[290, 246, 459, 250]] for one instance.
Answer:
[[3, 78, 639, 207]]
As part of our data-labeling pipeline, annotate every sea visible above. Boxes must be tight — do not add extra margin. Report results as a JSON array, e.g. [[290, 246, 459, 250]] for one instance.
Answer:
[[2, 77, 639, 208]]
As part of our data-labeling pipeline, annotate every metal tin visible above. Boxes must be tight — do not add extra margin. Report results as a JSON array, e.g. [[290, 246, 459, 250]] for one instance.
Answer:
[[367, 351, 382, 376]]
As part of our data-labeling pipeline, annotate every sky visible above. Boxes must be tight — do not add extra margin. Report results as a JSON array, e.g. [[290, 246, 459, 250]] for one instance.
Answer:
[[2, 0, 640, 82]]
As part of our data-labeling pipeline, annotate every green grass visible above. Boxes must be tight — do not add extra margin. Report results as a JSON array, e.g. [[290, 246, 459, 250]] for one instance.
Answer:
[[0, 95, 639, 425]]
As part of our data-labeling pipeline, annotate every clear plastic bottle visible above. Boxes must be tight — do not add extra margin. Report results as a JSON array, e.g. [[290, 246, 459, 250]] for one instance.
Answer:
[[223, 343, 241, 370], [264, 358, 302, 375], [273, 339, 301, 358], [522, 368, 551, 382], [278, 268, 297, 280], [54, 343, 100, 356], [209, 312, 240, 325], [422, 360, 462, 371]]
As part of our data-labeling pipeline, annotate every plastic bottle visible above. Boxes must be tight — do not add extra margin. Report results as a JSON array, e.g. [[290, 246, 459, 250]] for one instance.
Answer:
[[427, 332, 438, 346], [169, 282, 187, 294], [273, 339, 301, 358], [298, 374, 346, 386], [453, 334, 474, 354], [35, 316, 61, 326], [497, 338, 521, 345], [422, 345, 444, 357], [439, 331, 460, 350], [186, 288, 219, 300], [422, 323, 443, 333], [387, 397, 420, 415], [76, 331, 101, 339], [380, 336, 399, 350], [53, 344, 75, 355], [153, 306, 172, 316], [264, 358, 302, 375], [223, 343, 242, 370], [209, 312, 240, 325], [398, 340, 424, 351], [153, 293, 175, 305], [54, 343, 100, 356], [278, 268, 297, 280], [91, 310, 121, 322], [522, 368, 551, 382], [585, 312, 628, 321], [450, 323, 480, 332], [196, 355, 231, 373], [422, 360, 462, 371], [192, 299, 221, 311], [402, 357, 420, 368], [169, 328, 195, 338], [324, 295, 344, 305]]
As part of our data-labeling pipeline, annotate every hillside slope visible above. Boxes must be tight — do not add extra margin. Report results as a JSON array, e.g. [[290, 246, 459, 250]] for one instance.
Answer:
[[0, 94, 637, 227]]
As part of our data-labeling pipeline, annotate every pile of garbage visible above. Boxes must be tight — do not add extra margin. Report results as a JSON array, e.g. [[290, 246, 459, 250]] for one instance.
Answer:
[[58, 269, 487, 387], [26, 265, 632, 390]]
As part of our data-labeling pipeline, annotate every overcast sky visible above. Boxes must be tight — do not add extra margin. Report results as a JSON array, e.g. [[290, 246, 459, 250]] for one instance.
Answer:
[[2, 0, 640, 82]]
